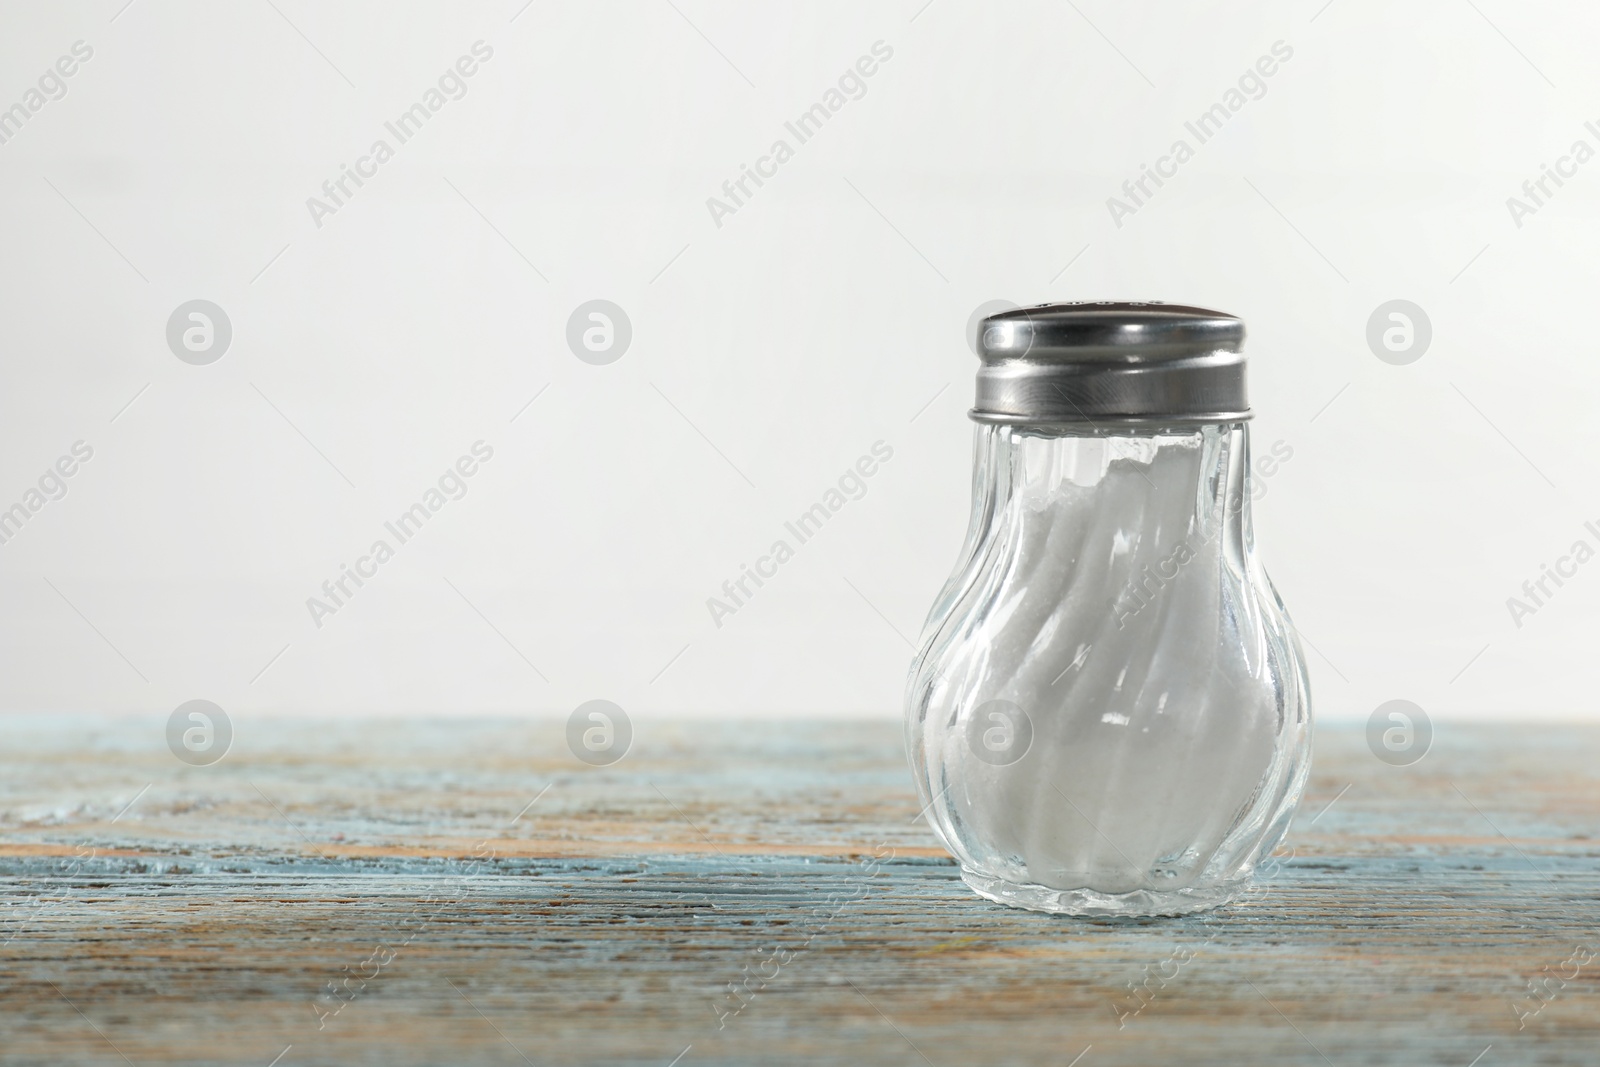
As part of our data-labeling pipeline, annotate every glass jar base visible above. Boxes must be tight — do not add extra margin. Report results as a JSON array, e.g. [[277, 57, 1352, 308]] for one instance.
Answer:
[[960, 869, 1243, 918]]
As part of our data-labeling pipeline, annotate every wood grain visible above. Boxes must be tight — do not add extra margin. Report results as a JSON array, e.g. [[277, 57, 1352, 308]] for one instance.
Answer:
[[2, 717, 1597, 1066]]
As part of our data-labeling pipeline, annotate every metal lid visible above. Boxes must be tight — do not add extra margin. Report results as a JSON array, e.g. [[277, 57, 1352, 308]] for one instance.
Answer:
[[971, 301, 1250, 426]]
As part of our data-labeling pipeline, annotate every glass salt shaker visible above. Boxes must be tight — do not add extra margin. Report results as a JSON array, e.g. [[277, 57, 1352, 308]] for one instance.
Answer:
[[905, 301, 1311, 916]]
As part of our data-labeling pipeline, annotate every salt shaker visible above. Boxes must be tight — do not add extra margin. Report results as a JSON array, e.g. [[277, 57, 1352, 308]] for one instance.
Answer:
[[905, 301, 1311, 916]]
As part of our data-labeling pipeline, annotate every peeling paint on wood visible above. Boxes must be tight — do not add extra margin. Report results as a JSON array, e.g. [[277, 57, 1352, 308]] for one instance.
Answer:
[[2, 718, 1598, 1065]]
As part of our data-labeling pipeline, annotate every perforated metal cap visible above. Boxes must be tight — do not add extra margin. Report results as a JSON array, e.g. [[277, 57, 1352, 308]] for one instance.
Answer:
[[971, 301, 1250, 426]]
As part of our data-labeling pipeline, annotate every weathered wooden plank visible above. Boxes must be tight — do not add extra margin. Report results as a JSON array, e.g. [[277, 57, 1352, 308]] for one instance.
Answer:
[[2, 718, 1597, 1066]]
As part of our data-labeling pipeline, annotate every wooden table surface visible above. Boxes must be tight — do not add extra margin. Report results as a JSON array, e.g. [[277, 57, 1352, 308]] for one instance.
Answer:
[[1, 717, 1597, 1066]]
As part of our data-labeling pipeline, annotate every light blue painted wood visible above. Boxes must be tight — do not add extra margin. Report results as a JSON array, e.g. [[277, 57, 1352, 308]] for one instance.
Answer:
[[1, 717, 1596, 1065]]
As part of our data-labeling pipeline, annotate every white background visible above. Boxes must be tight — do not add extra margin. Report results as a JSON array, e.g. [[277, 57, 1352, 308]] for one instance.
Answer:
[[1, 0, 1596, 722]]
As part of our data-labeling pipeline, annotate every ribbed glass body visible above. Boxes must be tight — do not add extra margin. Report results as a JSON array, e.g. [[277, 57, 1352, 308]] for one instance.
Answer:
[[905, 422, 1311, 916]]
